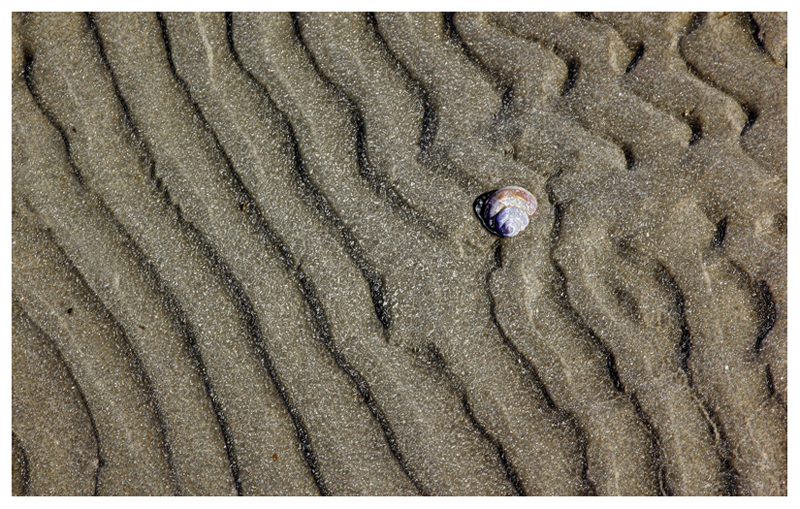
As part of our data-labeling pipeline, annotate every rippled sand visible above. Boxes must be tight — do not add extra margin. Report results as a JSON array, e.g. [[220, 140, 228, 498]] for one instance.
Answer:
[[12, 12, 786, 495]]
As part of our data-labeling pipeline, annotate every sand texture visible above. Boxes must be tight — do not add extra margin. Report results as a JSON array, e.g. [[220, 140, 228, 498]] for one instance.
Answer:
[[12, 12, 786, 496]]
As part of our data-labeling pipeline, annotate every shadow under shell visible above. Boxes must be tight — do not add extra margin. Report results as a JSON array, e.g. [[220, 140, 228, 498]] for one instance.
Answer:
[[473, 190, 499, 236]]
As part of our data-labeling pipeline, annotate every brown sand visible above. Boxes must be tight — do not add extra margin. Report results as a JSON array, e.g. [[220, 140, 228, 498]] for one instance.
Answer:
[[12, 12, 786, 495]]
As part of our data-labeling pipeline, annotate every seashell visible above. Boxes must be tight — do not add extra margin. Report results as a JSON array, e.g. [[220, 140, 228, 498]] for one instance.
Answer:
[[476, 186, 538, 237]]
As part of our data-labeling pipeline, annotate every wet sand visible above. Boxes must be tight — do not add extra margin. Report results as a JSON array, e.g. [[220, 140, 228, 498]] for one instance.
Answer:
[[12, 12, 786, 495]]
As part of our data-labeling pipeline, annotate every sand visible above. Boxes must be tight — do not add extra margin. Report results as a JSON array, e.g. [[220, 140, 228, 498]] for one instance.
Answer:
[[12, 12, 786, 495]]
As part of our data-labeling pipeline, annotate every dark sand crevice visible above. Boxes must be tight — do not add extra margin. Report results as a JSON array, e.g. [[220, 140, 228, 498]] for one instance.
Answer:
[[237, 298, 329, 496], [549, 204, 626, 395], [418, 86, 439, 156], [686, 114, 704, 145], [11, 195, 178, 494], [486, 243, 595, 496], [287, 118, 396, 337], [12, 432, 30, 496], [293, 14, 444, 240], [21, 56, 82, 185], [627, 392, 672, 496], [12, 298, 102, 496], [158, 20, 329, 492], [725, 261, 777, 356], [443, 13, 479, 70], [739, 104, 760, 138], [559, 55, 580, 96], [86, 13, 146, 155], [227, 14, 395, 337], [751, 13, 787, 66], [423, 343, 525, 496], [110, 13, 428, 494], [745, 14, 767, 55], [653, 263, 694, 383], [187, 219, 327, 495], [293, 267, 426, 494], [696, 398, 740, 496], [712, 216, 728, 249], [764, 365, 786, 412], [11, 87, 181, 489], [695, 396, 739, 496], [366, 13, 440, 158], [625, 43, 646, 74], [752, 281, 776, 354]]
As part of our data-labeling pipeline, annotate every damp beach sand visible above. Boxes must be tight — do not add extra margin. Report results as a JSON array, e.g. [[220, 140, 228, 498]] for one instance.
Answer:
[[12, 12, 786, 496]]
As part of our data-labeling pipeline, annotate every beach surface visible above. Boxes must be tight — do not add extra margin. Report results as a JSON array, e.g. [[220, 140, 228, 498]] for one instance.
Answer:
[[12, 12, 786, 495]]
